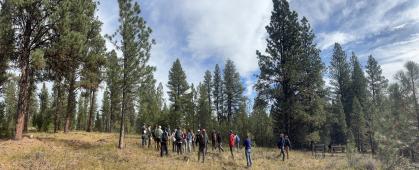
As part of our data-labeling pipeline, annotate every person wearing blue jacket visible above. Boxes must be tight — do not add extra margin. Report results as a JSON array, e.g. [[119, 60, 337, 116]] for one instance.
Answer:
[[277, 133, 285, 161], [243, 134, 252, 167]]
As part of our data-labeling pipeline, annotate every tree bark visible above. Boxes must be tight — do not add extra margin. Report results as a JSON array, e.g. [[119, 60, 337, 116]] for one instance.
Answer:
[[64, 73, 76, 133], [87, 89, 96, 132], [15, 52, 30, 140]]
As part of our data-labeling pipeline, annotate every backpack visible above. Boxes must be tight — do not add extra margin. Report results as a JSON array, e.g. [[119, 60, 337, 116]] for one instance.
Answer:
[[198, 134, 206, 146], [161, 132, 168, 142], [175, 131, 182, 141]]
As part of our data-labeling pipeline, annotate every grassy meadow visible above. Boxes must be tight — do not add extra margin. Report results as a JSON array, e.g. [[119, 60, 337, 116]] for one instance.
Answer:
[[0, 132, 378, 170]]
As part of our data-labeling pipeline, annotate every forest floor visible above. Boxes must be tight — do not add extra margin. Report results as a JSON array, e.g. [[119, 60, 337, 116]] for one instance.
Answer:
[[0, 131, 378, 170]]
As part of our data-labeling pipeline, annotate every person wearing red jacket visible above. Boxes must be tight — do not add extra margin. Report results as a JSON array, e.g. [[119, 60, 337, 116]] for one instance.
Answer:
[[229, 130, 235, 159]]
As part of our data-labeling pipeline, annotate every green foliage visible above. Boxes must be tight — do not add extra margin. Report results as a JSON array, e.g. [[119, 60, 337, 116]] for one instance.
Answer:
[[33, 83, 51, 132], [167, 59, 189, 128], [105, 50, 122, 132], [329, 96, 347, 144], [212, 64, 224, 123], [108, 0, 154, 148], [223, 59, 243, 126], [197, 83, 211, 129], [255, 0, 325, 147], [329, 43, 352, 124]]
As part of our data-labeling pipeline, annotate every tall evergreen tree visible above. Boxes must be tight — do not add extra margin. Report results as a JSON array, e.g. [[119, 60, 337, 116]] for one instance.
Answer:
[[34, 83, 50, 132], [203, 70, 212, 117], [3, 76, 18, 136], [329, 96, 347, 144], [255, 0, 325, 145], [212, 64, 224, 123], [105, 50, 122, 132], [395, 61, 419, 130], [107, 0, 154, 149], [167, 59, 189, 128], [101, 89, 110, 132], [351, 97, 366, 152], [0, 1, 13, 93], [4, 0, 57, 140], [365, 55, 388, 154], [329, 43, 352, 127], [197, 83, 211, 129], [223, 60, 243, 126], [76, 92, 87, 130]]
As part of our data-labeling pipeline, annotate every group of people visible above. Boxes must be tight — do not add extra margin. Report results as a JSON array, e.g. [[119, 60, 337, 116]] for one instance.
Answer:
[[140, 124, 291, 168]]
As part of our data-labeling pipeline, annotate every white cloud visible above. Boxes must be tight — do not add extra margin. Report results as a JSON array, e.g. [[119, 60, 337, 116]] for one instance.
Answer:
[[318, 32, 355, 50]]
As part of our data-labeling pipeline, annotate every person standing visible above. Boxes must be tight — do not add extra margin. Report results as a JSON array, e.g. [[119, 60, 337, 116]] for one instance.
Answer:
[[142, 129, 148, 147], [235, 134, 240, 151], [277, 133, 285, 161], [243, 134, 252, 167], [175, 128, 183, 155], [161, 128, 169, 157], [186, 129, 193, 153], [147, 126, 152, 148], [216, 131, 224, 152], [229, 131, 235, 159], [154, 125, 163, 150], [196, 129, 207, 163], [284, 135, 292, 159], [211, 130, 217, 151]]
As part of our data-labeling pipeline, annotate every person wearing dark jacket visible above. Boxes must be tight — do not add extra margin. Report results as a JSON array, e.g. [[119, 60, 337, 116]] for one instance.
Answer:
[[160, 128, 169, 157], [196, 129, 207, 163], [284, 135, 292, 159], [277, 133, 285, 161], [243, 134, 252, 167]]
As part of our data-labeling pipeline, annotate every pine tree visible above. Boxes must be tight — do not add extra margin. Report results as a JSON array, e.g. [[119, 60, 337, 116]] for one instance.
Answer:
[[101, 89, 110, 132], [184, 83, 197, 130], [4, 0, 57, 140], [395, 61, 419, 130], [365, 55, 388, 154], [3, 77, 18, 136], [76, 93, 86, 130], [0, 1, 13, 93], [34, 83, 50, 132], [351, 97, 366, 152], [167, 59, 189, 128], [223, 59, 243, 126], [212, 64, 224, 123], [203, 70, 212, 116], [255, 0, 325, 145], [105, 50, 122, 132], [107, 0, 154, 149], [330, 96, 347, 144], [197, 83, 211, 129], [329, 43, 352, 127]]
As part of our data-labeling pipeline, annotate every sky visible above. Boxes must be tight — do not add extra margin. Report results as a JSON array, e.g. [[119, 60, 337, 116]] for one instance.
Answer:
[[97, 0, 419, 106]]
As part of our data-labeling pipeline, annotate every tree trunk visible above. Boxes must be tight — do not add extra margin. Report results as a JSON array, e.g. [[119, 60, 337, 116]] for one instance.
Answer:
[[64, 74, 76, 133], [118, 89, 126, 149], [15, 52, 30, 140], [108, 99, 112, 132], [54, 79, 62, 133], [87, 89, 96, 132]]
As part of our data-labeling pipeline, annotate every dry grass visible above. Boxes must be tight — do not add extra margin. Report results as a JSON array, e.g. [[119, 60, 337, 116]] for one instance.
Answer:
[[0, 131, 353, 170]]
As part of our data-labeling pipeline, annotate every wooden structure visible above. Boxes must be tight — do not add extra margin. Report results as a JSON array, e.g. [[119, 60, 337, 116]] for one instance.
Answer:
[[312, 144, 326, 158], [330, 145, 345, 156]]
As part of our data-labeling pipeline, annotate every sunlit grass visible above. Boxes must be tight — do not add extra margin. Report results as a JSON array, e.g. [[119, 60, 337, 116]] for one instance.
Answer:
[[0, 131, 359, 170]]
